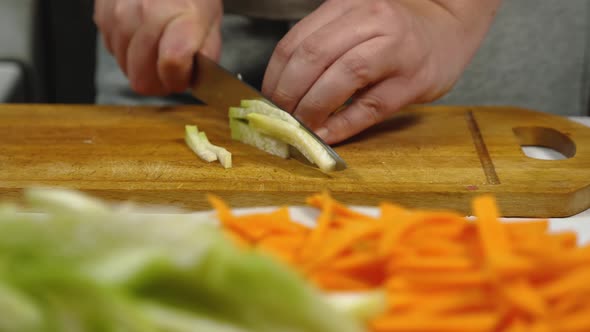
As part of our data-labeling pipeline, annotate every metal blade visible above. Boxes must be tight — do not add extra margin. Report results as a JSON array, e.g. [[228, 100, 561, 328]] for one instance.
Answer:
[[190, 53, 347, 171]]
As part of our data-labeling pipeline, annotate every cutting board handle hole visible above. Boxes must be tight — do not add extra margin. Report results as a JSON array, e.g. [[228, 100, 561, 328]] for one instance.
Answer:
[[513, 126, 576, 160]]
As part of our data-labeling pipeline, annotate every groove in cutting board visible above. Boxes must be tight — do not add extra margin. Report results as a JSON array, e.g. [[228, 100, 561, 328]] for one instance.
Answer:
[[465, 110, 500, 185]]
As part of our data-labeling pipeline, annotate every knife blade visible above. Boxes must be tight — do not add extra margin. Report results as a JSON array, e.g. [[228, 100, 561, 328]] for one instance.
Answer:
[[190, 52, 347, 171]]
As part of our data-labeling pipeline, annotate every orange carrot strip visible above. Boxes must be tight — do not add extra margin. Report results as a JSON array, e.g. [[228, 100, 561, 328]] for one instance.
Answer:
[[207, 194, 233, 224], [414, 290, 492, 314], [370, 313, 500, 332], [551, 293, 588, 317], [231, 208, 307, 235], [406, 222, 467, 241], [400, 271, 491, 288], [310, 271, 372, 291], [550, 231, 578, 249], [326, 252, 386, 272], [408, 238, 467, 257], [506, 220, 549, 238], [385, 277, 409, 292], [558, 306, 590, 332], [379, 204, 415, 255], [305, 222, 382, 271], [499, 279, 547, 317], [529, 321, 553, 332], [472, 195, 511, 258], [256, 234, 306, 264], [299, 191, 334, 261], [386, 292, 415, 311], [539, 267, 590, 299], [390, 255, 475, 272], [306, 193, 374, 221], [321, 253, 387, 286], [503, 318, 528, 332]]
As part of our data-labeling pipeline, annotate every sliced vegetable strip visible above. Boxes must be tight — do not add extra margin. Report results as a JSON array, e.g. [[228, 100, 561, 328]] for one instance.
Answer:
[[211, 193, 590, 332]]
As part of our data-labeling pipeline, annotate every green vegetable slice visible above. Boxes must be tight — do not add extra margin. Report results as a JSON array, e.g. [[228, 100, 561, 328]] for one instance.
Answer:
[[185, 125, 217, 163], [229, 118, 290, 159], [185, 125, 232, 168], [246, 113, 337, 172], [0, 282, 42, 331], [237, 100, 300, 126], [198, 132, 232, 169]]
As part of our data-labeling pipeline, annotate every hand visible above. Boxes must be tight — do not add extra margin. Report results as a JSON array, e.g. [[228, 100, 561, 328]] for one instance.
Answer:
[[262, 0, 501, 144], [94, 0, 223, 96]]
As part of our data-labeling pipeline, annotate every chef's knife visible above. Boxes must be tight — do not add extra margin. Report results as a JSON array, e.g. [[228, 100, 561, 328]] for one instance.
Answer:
[[190, 52, 347, 171]]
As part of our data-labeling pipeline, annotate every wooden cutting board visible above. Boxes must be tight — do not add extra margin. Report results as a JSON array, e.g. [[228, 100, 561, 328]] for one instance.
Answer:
[[0, 104, 589, 217]]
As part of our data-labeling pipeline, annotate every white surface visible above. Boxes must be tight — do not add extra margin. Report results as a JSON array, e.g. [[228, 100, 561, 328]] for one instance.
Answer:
[[0, 62, 22, 102]]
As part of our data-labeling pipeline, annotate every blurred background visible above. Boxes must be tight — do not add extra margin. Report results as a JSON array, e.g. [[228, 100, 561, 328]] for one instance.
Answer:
[[0, 0, 588, 117], [0, 0, 96, 104]]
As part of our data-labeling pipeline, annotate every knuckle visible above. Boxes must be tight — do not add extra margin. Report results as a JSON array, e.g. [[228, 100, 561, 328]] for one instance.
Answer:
[[112, 1, 128, 24], [342, 53, 372, 85], [271, 88, 297, 110], [274, 38, 295, 62], [138, 0, 154, 19], [296, 37, 326, 64], [337, 111, 356, 134], [370, 0, 396, 18], [358, 96, 384, 125]]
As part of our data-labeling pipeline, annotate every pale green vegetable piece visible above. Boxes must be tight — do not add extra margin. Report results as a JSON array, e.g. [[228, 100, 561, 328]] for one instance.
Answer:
[[25, 187, 108, 214], [247, 113, 337, 172], [0, 282, 42, 332], [138, 301, 251, 332], [238, 100, 300, 126], [198, 132, 232, 169], [229, 118, 290, 159], [185, 125, 217, 162]]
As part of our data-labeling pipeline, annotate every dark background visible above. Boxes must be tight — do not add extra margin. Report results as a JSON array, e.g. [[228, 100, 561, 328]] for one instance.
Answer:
[[40, 0, 97, 104]]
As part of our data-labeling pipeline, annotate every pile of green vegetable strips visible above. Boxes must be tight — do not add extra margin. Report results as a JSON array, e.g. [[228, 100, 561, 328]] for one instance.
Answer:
[[0, 189, 363, 332]]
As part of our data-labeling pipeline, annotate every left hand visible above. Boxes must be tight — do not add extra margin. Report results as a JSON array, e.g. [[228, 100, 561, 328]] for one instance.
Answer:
[[262, 0, 500, 144]]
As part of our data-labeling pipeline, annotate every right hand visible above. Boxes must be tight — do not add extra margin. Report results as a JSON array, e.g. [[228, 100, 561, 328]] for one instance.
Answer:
[[94, 0, 223, 96]]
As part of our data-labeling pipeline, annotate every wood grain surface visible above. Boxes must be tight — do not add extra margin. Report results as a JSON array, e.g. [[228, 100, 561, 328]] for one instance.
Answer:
[[0, 104, 589, 217]]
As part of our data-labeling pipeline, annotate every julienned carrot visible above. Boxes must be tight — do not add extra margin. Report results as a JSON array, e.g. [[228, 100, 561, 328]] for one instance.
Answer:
[[499, 279, 547, 317], [309, 270, 373, 291], [209, 193, 590, 332], [370, 313, 500, 332], [299, 191, 334, 261], [307, 193, 376, 222]]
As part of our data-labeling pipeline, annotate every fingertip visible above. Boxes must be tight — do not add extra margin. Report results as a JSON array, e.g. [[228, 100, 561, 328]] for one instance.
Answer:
[[158, 49, 192, 93], [129, 77, 165, 96], [316, 127, 330, 141]]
